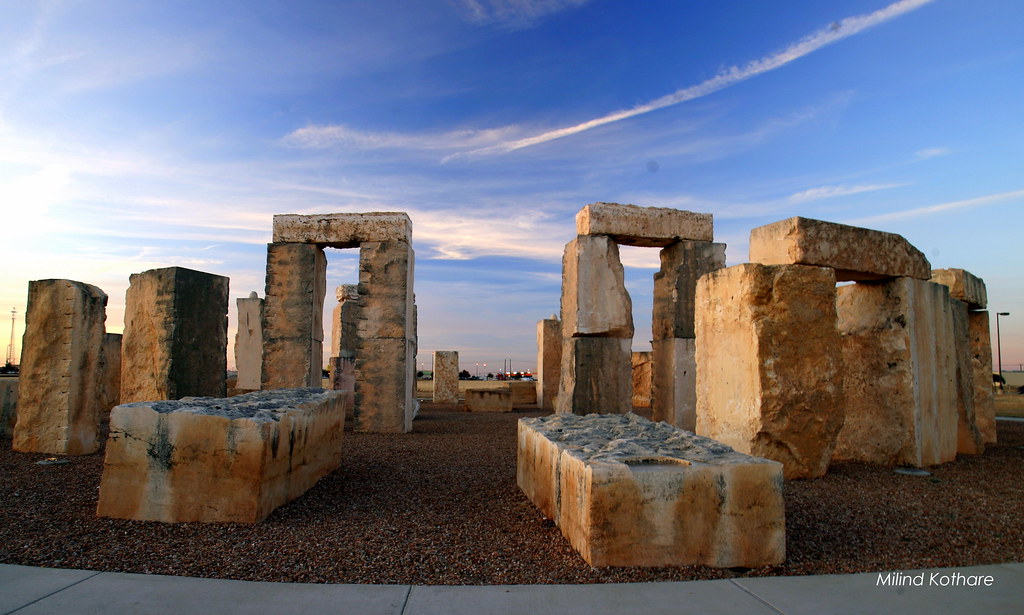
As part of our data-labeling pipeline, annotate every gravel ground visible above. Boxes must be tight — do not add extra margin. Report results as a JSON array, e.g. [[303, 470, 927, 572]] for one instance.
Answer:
[[1, 405, 1022, 585]]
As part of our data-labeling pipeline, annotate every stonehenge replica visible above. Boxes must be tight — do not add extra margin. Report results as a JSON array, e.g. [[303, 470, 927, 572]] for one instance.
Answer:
[[4, 203, 1000, 568]]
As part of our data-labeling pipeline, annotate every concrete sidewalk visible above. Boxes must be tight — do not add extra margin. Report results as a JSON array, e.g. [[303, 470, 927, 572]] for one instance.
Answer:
[[2, 563, 1022, 615]]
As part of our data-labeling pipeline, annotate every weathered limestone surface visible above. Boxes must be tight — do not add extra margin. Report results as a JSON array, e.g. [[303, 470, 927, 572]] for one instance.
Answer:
[[272, 212, 412, 248], [696, 264, 844, 479], [262, 244, 327, 390], [100, 333, 122, 412], [556, 337, 632, 415], [432, 351, 459, 404], [328, 356, 356, 408], [931, 268, 987, 309], [950, 300, 983, 455], [561, 236, 633, 338], [235, 292, 264, 391], [536, 317, 561, 411], [0, 378, 18, 437], [508, 381, 537, 406], [652, 240, 727, 340], [97, 388, 345, 523], [517, 413, 785, 568], [631, 351, 652, 408], [354, 338, 414, 432], [749, 217, 931, 281], [651, 338, 696, 431], [969, 311, 996, 443], [466, 387, 513, 412], [576, 203, 713, 247], [833, 278, 959, 467], [14, 279, 107, 455], [330, 285, 359, 358], [357, 241, 414, 342], [121, 267, 228, 404]]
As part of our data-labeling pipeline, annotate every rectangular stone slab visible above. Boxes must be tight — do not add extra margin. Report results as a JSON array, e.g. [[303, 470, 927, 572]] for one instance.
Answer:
[[576, 203, 713, 247], [466, 387, 513, 412], [749, 217, 930, 281], [97, 388, 345, 523], [432, 351, 459, 404], [931, 268, 988, 310], [517, 413, 785, 568], [273, 213, 412, 248]]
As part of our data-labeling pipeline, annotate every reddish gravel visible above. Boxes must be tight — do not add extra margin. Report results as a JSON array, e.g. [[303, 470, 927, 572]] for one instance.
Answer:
[[1, 404, 1022, 585]]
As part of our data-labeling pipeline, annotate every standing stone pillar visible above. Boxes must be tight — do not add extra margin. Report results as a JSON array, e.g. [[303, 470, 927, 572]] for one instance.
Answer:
[[651, 240, 725, 430], [557, 235, 633, 415], [121, 267, 229, 403], [328, 285, 359, 408], [13, 279, 108, 454], [261, 244, 327, 389], [630, 351, 653, 408], [696, 264, 844, 479], [833, 278, 958, 467], [969, 311, 996, 443], [0, 377, 17, 437], [536, 316, 561, 411], [432, 351, 459, 404], [100, 333, 122, 412], [235, 292, 264, 391], [355, 240, 415, 432]]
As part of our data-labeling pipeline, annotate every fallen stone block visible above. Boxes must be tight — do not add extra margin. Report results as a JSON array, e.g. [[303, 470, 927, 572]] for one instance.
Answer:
[[930, 268, 987, 310], [749, 217, 930, 281], [696, 264, 844, 479], [97, 388, 345, 523], [576, 202, 713, 247], [508, 381, 537, 406], [517, 413, 785, 568], [465, 387, 513, 412], [273, 212, 412, 248]]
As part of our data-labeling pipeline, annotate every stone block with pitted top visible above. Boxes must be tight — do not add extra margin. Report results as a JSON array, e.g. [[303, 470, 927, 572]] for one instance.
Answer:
[[576, 203, 713, 247], [930, 268, 987, 310], [517, 413, 785, 568], [97, 388, 345, 524], [696, 264, 844, 479], [833, 278, 958, 467], [121, 267, 229, 403], [14, 279, 108, 455], [749, 217, 931, 281], [560, 235, 633, 338], [432, 351, 459, 404], [273, 212, 412, 248]]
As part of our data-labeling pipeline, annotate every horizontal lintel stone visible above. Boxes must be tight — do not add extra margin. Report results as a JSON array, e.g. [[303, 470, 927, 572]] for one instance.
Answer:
[[749, 217, 930, 281], [576, 202, 713, 247], [930, 268, 988, 310], [273, 212, 412, 248]]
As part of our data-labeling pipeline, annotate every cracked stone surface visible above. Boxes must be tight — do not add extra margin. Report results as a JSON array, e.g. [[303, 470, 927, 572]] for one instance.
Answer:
[[97, 388, 345, 523]]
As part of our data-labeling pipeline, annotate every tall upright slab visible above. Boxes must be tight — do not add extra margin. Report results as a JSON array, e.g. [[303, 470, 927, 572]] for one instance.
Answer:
[[235, 292, 264, 391], [432, 351, 459, 404], [354, 240, 415, 432], [121, 267, 229, 404], [560, 235, 633, 338], [536, 316, 561, 411], [0, 378, 17, 437], [261, 243, 327, 390], [556, 337, 632, 415], [968, 311, 996, 443], [330, 285, 359, 358], [949, 299, 983, 454], [100, 333, 122, 412], [749, 217, 931, 281], [651, 240, 726, 429], [13, 279, 107, 455], [696, 264, 844, 479], [833, 278, 959, 467], [630, 351, 653, 408]]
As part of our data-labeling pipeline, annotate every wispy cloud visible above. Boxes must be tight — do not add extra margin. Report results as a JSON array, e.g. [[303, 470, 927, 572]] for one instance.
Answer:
[[453, 0, 936, 158], [846, 188, 1024, 226], [282, 123, 517, 151], [916, 146, 951, 159], [789, 183, 908, 203], [454, 0, 592, 29]]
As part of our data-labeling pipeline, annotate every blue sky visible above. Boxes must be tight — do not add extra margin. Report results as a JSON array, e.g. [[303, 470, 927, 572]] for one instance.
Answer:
[[1, 0, 1022, 374]]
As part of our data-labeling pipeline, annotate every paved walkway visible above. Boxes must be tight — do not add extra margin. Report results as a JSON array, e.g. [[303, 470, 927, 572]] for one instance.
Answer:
[[2, 563, 1022, 614]]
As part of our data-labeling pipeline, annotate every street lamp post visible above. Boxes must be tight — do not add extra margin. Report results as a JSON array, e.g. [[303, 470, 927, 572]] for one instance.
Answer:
[[997, 312, 1010, 391]]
